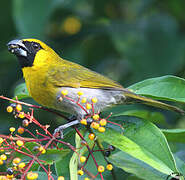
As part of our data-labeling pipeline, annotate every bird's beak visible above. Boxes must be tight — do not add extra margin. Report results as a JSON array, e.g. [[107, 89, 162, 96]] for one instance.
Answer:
[[7, 39, 28, 57]]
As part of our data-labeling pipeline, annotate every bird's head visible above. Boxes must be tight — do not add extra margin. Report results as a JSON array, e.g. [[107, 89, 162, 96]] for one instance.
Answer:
[[7, 39, 59, 68]]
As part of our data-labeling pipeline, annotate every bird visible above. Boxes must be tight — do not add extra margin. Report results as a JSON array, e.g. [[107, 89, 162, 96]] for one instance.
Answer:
[[7, 38, 184, 137]]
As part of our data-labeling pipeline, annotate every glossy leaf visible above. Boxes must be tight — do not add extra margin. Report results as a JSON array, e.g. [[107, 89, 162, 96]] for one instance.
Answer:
[[96, 117, 179, 179], [13, 83, 30, 100], [112, 109, 166, 125], [162, 129, 185, 143], [128, 75, 185, 103]]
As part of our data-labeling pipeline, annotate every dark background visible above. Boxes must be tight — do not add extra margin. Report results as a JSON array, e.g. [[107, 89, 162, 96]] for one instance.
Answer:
[[0, 0, 185, 133]]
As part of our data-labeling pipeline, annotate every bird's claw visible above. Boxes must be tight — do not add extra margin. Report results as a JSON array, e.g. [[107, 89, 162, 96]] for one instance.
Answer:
[[53, 127, 64, 139]]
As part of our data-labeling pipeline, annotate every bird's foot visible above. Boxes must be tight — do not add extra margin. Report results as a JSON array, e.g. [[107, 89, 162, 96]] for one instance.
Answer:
[[53, 119, 79, 139]]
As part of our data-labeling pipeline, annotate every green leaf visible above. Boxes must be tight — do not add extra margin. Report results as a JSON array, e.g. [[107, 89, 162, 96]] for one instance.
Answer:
[[69, 133, 81, 180], [14, 142, 70, 165], [128, 75, 185, 103], [108, 151, 165, 180], [162, 129, 185, 143], [112, 109, 166, 125], [31, 171, 58, 180], [13, 83, 30, 100], [174, 155, 185, 178], [40, 149, 70, 165], [96, 117, 179, 180]]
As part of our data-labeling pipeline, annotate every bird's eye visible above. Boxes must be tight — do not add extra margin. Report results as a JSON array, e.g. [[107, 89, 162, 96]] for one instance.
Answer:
[[32, 43, 40, 50]]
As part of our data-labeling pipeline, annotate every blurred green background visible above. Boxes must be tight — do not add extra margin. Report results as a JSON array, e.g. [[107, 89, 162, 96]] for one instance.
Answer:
[[0, 0, 185, 133]]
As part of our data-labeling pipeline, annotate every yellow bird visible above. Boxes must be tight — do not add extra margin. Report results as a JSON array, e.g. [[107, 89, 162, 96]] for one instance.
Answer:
[[7, 39, 184, 136]]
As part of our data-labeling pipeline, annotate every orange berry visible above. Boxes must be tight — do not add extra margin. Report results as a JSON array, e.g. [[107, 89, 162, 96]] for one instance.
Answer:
[[88, 133, 95, 140], [6, 174, 13, 179], [90, 122, 99, 129], [86, 103, 92, 110], [80, 156, 86, 163], [18, 112, 25, 118], [9, 127, 16, 133], [99, 119, 107, 126], [92, 114, 99, 121], [16, 104, 22, 112], [81, 97, 87, 103], [0, 154, 7, 161], [91, 97, 98, 103], [0, 159, 4, 165], [106, 164, 113, 171], [61, 89, 68, 96], [27, 172, 38, 180], [13, 157, 21, 164], [16, 140, 24, 147], [77, 169, 84, 176], [80, 119, 87, 125], [17, 127, 24, 134], [57, 176, 65, 180], [6, 106, 13, 113], [18, 162, 25, 169], [77, 91, 84, 96], [98, 127, 106, 133], [22, 119, 29, 127], [98, 165, 105, 173], [0, 149, 4, 152]]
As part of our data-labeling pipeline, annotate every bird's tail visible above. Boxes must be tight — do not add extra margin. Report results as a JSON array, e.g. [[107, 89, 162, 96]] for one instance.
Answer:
[[123, 89, 184, 115]]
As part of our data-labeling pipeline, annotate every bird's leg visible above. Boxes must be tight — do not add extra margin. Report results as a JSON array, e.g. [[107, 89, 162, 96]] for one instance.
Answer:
[[53, 115, 80, 139]]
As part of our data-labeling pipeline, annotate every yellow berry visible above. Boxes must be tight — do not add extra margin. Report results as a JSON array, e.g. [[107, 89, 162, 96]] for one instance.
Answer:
[[80, 119, 87, 125], [17, 127, 24, 134], [106, 164, 113, 171], [88, 133, 95, 140], [77, 91, 84, 96], [16, 140, 24, 147], [57, 176, 65, 180], [98, 165, 105, 173], [18, 162, 25, 169], [6, 106, 13, 113], [6, 175, 13, 179], [90, 122, 99, 129], [9, 127, 16, 133], [86, 103, 92, 110], [80, 156, 86, 163], [0, 176, 7, 180], [98, 127, 106, 133], [0, 138, 4, 144], [91, 97, 98, 103], [39, 146, 46, 154], [16, 104, 22, 112], [0, 159, 4, 165], [61, 89, 68, 96], [18, 112, 25, 118], [92, 114, 99, 121], [13, 157, 21, 164], [0, 154, 7, 161], [77, 169, 84, 176], [99, 119, 107, 126], [27, 172, 38, 180], [84, 178, 90, 180], [81, 97, 87, 103]]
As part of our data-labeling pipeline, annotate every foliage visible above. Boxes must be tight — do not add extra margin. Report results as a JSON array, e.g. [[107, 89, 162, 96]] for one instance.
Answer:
[[0, 0, 185, 180]]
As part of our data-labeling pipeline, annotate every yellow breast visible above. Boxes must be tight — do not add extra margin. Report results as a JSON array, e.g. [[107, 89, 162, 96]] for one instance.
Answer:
[[22, 65, 57, 108]]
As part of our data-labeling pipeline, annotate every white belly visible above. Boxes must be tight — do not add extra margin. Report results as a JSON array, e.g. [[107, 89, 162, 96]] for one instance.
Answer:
[[54, 87, 126, 118]]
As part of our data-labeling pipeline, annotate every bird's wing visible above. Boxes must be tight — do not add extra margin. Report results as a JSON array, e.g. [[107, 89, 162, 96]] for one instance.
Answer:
[[47, 59, 123, 89]]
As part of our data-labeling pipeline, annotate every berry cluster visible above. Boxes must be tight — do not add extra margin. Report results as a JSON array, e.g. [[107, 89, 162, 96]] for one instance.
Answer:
[[0, 92, 119, 180]]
